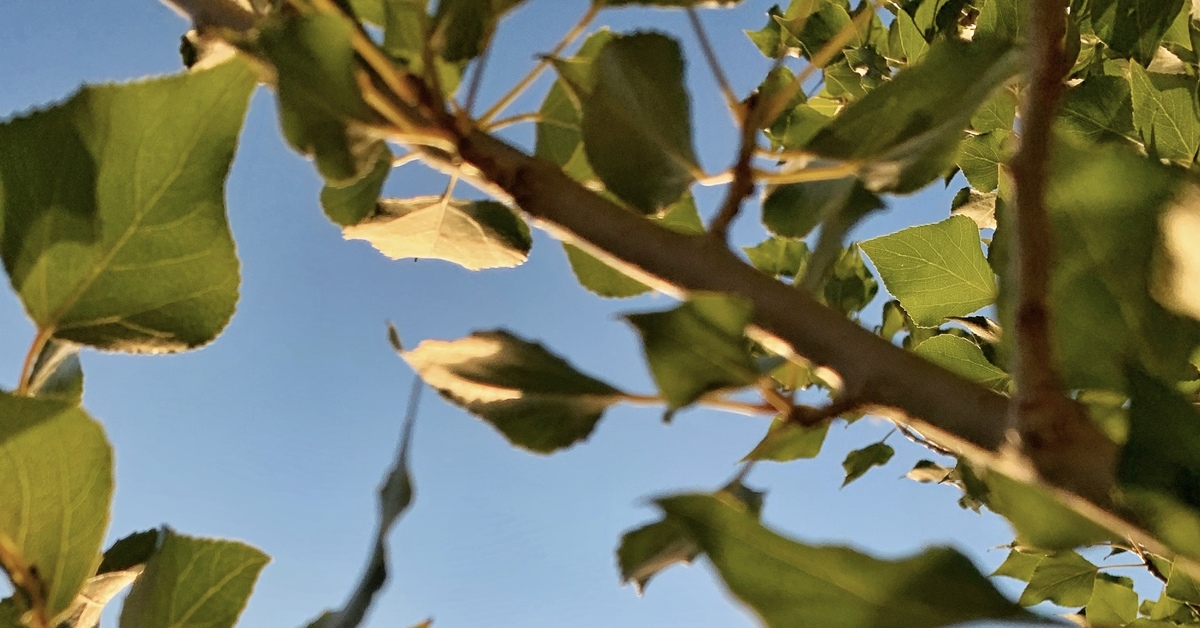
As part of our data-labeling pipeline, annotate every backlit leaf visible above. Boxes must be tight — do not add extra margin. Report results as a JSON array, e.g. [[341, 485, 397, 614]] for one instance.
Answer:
[[957, 131, 1011, 193], [657, 493, 1041, 628], [343, 196, 532, 270], [744, 237, 809, 279], [1129, 63, 1200, 163], [402, 330, 624, 452], [119, 531, 268, 628], [860, 216, 997, 328], [913, 335, 1010, 392], [0, 60, 255, 352], [1017, 550, 1096, 607], [841, 442, 895, 487], [0, 393, 112, 621], [745, 418, 830, 462], [432, 0, 527, 63], [992, 549, 1044, 582], [1057, 75, 1137, 145], [1086, 578, 1138, 627]]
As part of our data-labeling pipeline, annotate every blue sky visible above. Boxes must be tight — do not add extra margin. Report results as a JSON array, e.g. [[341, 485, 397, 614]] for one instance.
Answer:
[[0, 1, 1074, 626]]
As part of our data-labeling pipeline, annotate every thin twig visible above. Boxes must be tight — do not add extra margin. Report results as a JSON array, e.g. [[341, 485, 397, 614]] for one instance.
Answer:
[[479, 4, 599, 125], [686, 7, 739, 119], [463, 44, 492, 118], [16, 328, 53, 396], [620, 393, 776, 417], [707, 98, 759, 239], [484, 111, 541, 132], [755, 161, 860, 185]]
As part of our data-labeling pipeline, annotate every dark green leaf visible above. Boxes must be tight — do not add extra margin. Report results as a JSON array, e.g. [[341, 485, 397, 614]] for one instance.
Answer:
[[343, 197, 532, 270], [626, 294, 758, 409], [957, 130, 1012, 193], [878, 299, 908, 342], [119, 531, 268, 628], [402, 330, 624, 452], [744, 237, 809, 279], [992, 549, 1044, 582], [657, 493, 1041, 628], [320, 148, 393, 226], [745, 418, 831, 462], [617, 520, 699, 595], [1130, 63, 1200, 163], [1091, 0, 1186, 64], [974, 0, 1028, 44], [860, 216, 997, 328], [841, 442, 895, 487], [971, 87, 1018, 133], [1085, 576, 1138, 625], [984, 471, 1112, 550], [537, 30, 613, 183], [0, 60, 255, 352], [1057, 75, 1137, 145], [583, 33, 699, 212], [25, 338, 83, 405], [432, 0, 526, 62], [1018, 550, 1096, 607], [822, 246, 879, 315], [913, 335, 1010, 392], [382, 0, 430, 67], [805, 40, 1021, 192], [564, 192, 703, 298], [763, 176, 883, 239], [0, 393, 112, 622]]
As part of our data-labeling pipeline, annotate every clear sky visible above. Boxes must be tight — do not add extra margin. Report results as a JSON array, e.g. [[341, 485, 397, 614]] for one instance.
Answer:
[[0, 1, 1073, 626]]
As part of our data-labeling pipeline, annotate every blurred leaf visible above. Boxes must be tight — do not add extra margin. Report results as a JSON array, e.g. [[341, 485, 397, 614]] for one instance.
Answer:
[[1129, 63, 1200, 163], [564, 192, 703, 298], [321, 148, 393, 227], [381, 0, 429, 65], [906, 459, 953, 483], [745, 418, 831, 462], [822, 246, 879, 315], [626, 294, 758, 409], [974, 0, 1028, 44], [0, 60, 254, 353], [583, 33, 699, 212], [304, 380, 419, 628], [984, 472, 1112, 550], [971, 88, 1018, 133], [841, 442, 895, 487], [1057, 75, 1137, 145], [913, 335, 1010, 392], [0, 393, 112, 622], [432, 0, 526, 62], [25, 338, 83, 405], [343, 197, 532, 270], [744, 237, 809, 279], [598, 0, 745, 5], [892, 9, 929, 64], [861, 216, 997, 328], [119, 531, 268, 628], [763, 176, 884, 239], [1085, 576, 1138, 625], [957, 131, 1012, 193], [992, 549, 1044, 582], [538, 30, 614, 183], [1018, 550, 1096, 607], [879, 299, 908, 342], [1166, 559, 1200, 603], [1091, 0, 1186, 64], [951, 188, 998, 230], [402, 330, 624, 452], [805, 40, 1021, 192], [657, 493, 1042, 628]]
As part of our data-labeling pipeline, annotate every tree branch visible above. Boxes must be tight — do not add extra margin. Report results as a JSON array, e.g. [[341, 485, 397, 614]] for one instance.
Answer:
[[1007, 0, 1117, 503]]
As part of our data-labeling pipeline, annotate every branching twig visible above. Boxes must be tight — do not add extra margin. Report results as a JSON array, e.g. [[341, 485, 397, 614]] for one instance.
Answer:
[[484, 111, 540, 132], [707, 109, 759, 240], [478, 4, 598, 125]]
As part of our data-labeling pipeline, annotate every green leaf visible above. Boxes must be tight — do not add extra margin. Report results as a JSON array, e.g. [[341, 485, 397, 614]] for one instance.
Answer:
[[860, 216, 997, 328], [25, 338, 83, 405], [951, 187, 998, 230], [60, 529, 162, 628], [974, 0, 1028, 44], [878, 299, 909, 342], [259, 12, 387, 184], [382, 0, 430, 66], [822, 246, 879, 315], [431, 0, 526, 62], [598, 0, 745, 5], [984, 471, 1112, 550], [343, 197, 532, 270], [1085, 577, 1138, 625], [0, 61, 255, 352], [906, 459, 953, 483], [537, 30, 613, 183], [0, 393, 112, 622], [841, 442, 895, 487], [657, 493, 1041, 628], [892, 9, 929, 64], [1091, 0, 1187, 64], [625, 293, 758, 410], [1041, 139, 1198, 391], [305, 372, 418, 628], [763, 176, 884, 239], [617, 520, 699, 595], [1057, 75, 1137, 145], [119, 531, 268, 628], [320, 147, 393, 227], [957, 130, 1012, 193], [1129, 63, 1200, 163], [992, 549, 1045, 582], [1166, 559, 1200, 604], [402, 330, 624, 453], [564, 192, 703, 298], [971, 87, 1018, 133], [743, 237, 809, 279], [913, 335, 1010, 392], [744, 418, 831, 462], [583, 33, 699, 212], [1018, 550, 1097, 607], [804, 40, 1022, 192]]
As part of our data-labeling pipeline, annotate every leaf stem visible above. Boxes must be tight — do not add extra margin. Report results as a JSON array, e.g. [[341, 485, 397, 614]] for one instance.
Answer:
[[478, 4, 598, 125], [16, 328, 53, 397], [686, 7, 739, 119], [619, 392, 776, 416]]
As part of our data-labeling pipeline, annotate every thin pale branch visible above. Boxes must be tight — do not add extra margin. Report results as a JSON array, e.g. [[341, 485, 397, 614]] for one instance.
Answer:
[[686, 7, 739, 118], [484, 111, 541, 132], [16, 328, 53, 397]]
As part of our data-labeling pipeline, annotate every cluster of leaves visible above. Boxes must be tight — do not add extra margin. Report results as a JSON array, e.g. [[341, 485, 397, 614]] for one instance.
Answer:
[[6, 0, 1200, 625]]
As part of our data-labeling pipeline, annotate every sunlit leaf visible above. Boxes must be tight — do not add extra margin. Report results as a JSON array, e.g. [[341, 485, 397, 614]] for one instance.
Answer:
[[1057, 75, 1137, 145], [992, 549, 1044, 582], [1085, 576, 1138, 625], [913, 335, 1010, 392], [1017, 550, 1096, 607], [402, 330, 624, 452], [1090, 0, 1187, 64], [119, 531, 268, 628], [957, 130, 1012, 193], [626, 294, 758, 409], [840, 442, 895, 487], [1129, 63, 1200, 163], [1166, 558, 1200, 604], [744, 237, 809, 279], [657, 493, 1042, 628], [0, 393, 112, 622], [343, 196, 532, 270], [971, 88, 1017, 133], [583, 33, 699, 212], [0, 60, 255, 352], [860, 216, 997, 328]]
